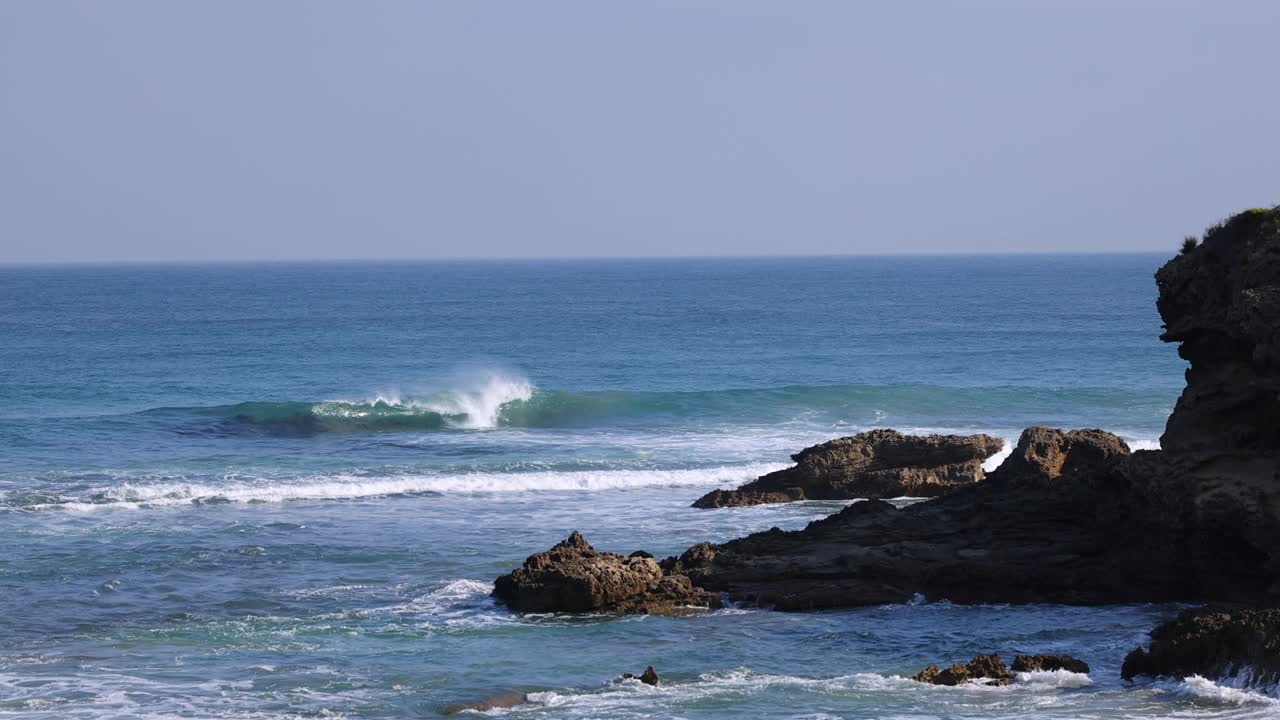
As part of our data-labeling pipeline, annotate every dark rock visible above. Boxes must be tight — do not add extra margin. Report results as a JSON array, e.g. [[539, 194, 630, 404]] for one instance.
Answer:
[[1156, 206, 1280, 455], [629, 550, 654, 559], [493, 532, 720, 614], [692, 429, 1004, 508], [912, 653, 1013, 685], [1122, 608, 1280, 689], [986, 427, 1130, 484], [620, 666, 660, 685], [1011, 654, 1090, 674], [672, 207, 1280, 610]]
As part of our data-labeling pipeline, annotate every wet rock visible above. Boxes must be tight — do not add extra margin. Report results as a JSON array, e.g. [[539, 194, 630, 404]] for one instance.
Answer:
[[493, 532, 720, 614], [1122, 608, 1280, 689], [912, 653, 1013, 686], [622, 666, 660, 686], [692, 430, 1004, 508], [1011, 654, 1090, 674]]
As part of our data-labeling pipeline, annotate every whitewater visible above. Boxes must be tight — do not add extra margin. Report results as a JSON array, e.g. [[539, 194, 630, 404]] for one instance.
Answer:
[[2, 256, 1269, 718]]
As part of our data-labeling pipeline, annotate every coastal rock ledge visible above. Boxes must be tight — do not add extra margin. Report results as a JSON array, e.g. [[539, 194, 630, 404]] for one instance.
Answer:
[[492, 532, 720, 614], [692, 429, 1004, 508]]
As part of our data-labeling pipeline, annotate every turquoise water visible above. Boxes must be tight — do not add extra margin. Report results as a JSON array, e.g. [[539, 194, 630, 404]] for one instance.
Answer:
[[3, 256, 1273, 718]]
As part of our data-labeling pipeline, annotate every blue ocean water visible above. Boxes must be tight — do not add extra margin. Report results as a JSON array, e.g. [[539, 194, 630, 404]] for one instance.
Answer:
[[2, 256, 1272, 718]]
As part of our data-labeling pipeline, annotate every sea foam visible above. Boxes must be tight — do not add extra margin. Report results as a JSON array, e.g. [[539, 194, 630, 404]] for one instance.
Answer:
[[24, 463, 788, 510]]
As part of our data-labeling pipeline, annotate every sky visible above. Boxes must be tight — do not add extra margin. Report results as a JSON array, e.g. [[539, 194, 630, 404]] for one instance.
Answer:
[[1, 1, 1277, 263]]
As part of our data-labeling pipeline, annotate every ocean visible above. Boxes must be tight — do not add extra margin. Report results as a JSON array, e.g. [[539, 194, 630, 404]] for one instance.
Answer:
[[3, 255, 1273, 718]]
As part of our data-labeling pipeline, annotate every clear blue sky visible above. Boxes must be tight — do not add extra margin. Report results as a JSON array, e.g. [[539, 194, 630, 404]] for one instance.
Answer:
[[1, 1, 1276, 263]]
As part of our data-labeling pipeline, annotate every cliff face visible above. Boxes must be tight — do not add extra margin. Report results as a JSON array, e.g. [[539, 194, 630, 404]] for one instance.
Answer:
[[1157, 207, 1280, 454]]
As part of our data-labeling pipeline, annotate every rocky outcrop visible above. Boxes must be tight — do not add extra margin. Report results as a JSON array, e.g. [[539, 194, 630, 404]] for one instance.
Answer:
[[620, 666, 660, 686], [670, 208, 1280, 611], [1011, 654, 1090, 674], [492, 532, 720, 614], [912, 653, 1013, 686], [1122, 608, 1280, 689], [1156, 207, 1280, 455], [985, 427, 1130, 484], [693, 430, 1004, 508]]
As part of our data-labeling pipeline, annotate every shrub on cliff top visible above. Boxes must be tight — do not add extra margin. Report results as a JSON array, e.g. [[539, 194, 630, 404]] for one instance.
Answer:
[[1181, 236, 1199, 255], [1201, 205, 1279, 245]]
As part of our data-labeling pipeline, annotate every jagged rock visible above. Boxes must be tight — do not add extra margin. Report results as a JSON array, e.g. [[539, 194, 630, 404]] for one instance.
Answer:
[[1011, 654, 1090, 674], [620, 666, 660, 685], [492, 532, 720, 614], [1156, 207, 1280, 455], [692, 430, 1004, 508], [1122, 608, 1280, 689], [912, 653, 1013, 685], [986, 427, 1130, 484], [671, 208, 1280, 610]]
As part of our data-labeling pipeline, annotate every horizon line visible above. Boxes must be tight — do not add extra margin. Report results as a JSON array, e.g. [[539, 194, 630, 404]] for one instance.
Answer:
[[0, 248, 1176, 268]]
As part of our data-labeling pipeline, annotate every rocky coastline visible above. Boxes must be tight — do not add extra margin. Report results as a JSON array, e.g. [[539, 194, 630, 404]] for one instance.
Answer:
[[491, 206, 1280, 690]]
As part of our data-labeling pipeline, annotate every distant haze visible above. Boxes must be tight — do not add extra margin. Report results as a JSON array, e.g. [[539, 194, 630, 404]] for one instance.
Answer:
[[1, 1, 1277, 263]]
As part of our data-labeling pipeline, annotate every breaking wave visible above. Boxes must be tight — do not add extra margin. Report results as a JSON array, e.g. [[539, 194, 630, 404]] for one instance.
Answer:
[[10, 463, 787, 510]]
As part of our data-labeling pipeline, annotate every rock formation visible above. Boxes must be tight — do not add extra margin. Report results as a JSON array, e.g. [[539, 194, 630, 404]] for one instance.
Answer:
[[673, 207, 1280, 610], [492, 532, 720, 614], [912, 653, 1013, 686], [1011, 654, 1090, 674], [693, 430, 1004, 508], [621, 666, 660, 686], [984, 427, 1130, 484], [1122, 608, 1280, 689]]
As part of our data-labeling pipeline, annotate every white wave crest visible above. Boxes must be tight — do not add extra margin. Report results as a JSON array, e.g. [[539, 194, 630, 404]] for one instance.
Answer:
[[321, 370, 534, 429], [417, 372, 534, 429], [31, 463, 787, 510], [1014, 669, 1092, 688], [1174, 673, 1280, 704], [982, 439, 1016, 473]]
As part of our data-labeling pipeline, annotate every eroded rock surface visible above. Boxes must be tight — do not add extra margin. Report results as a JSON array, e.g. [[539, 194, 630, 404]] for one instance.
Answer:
[[492, 532, 720, 614], [912, 653, 1013, 686], [985, 427, 1130, 484], [693, 430, 1004, 508], [1122, 608, 1280, 689]]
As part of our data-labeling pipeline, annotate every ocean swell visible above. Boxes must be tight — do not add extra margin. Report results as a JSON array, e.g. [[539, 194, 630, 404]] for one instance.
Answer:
[[149, 380, 1175, 436]]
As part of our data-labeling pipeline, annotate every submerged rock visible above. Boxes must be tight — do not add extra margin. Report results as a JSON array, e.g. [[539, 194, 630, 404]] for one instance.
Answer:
[[621, 666, 660, 686], [692, 430, 1004, 508], [492, 532, 720, 614], [1011, 654, 1090, 674], [1122, 608, 1280, 689], [442, 690, 529, 714], [912, 653, 1013, 686]]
